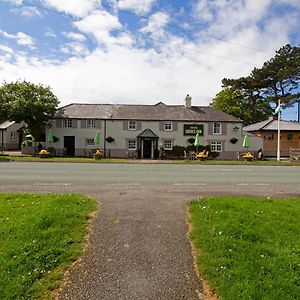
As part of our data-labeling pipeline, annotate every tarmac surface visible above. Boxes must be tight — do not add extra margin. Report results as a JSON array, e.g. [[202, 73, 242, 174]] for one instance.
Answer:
[[1, 162, 300, 299]]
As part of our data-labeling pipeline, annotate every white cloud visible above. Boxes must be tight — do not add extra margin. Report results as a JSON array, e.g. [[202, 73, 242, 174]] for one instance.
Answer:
[[63, 32, 86, 42], [44, 28, 56, 38], [10, 6, 42, 18], [41, 0, 98, 17], [3, 0, 22, 4], [117, 0, 155, 15], [74, 10, 133, 47], [0, 30, 35, 47], [59, 42, 90, 57], [193, 0, 272, 37], [0, 0, 298, 109], [141, 12, 170, 39]]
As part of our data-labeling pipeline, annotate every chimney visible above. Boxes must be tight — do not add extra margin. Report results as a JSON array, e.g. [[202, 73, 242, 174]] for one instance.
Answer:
[[184, 94, 191, 109]]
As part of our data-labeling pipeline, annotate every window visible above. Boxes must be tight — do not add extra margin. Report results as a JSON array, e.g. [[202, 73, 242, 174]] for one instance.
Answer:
[[86, 119, 96, 128], [10, 132, 17, 142], [85, 138, 94, 146], [63, 119, 72, 128], [164, 140, 173, 150], [128, 140, 136, 150], [265, 134, 273, 140], [287, 134, 293, 140], [164, 121, 172, 131], [210, 141, 222, 152], [213, 122, 221, 134], [128, 120, 137, 130]]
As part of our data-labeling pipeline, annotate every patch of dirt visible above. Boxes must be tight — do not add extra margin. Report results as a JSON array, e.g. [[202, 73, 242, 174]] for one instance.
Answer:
[[186, 210, 218, 300]]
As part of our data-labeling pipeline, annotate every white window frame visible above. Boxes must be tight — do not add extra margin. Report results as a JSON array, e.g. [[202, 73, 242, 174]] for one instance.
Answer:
[[213, 122, 221, 135], [128, 120, 137, 130], [85, 138, 95, 146], [63, 119, 72, 128], [164, 140, 173, 150], [86, 119, 96, 128], [128, 140, 137, 150], [210, 141, 222, 152], [164, 121, 172, 131]]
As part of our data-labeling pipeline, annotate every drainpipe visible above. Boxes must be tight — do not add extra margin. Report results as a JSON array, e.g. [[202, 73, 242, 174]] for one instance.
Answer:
[[298, 100, 300, 122], [1, 130, 3, 148], [104, 119, 107, 158]]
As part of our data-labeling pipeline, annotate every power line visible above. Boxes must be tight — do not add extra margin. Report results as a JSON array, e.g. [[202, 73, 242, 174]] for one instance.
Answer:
[[19, 1, 260, 66], [89, 0, 272, 55]]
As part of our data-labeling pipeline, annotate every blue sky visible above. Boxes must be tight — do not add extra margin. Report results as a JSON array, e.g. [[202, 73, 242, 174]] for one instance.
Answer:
[[0, 0, 299, 120]]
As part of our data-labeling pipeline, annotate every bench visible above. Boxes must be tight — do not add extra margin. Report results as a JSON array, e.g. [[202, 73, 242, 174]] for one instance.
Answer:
[[236, 151, 259, 161], [290, 148, 300, 161]]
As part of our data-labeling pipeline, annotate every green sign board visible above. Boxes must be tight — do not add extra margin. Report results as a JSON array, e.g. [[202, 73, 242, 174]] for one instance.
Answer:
[[183, 124, 204, 136]]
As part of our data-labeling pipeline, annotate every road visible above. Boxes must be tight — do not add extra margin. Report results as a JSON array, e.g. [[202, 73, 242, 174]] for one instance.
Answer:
[[1, 162, 299, 300], [0, 162, 299, 195]]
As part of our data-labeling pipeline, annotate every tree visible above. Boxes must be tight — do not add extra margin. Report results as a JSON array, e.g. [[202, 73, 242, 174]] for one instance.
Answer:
[[211, 44, 300, 125], [0, 81, 59, 140]]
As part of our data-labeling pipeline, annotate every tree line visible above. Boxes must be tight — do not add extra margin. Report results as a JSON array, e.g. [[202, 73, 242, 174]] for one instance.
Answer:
[[210, 44, 300, 125], [0, 81, 59, 140]]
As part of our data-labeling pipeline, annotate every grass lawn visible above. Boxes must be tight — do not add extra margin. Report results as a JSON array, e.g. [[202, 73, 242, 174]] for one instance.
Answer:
[[188, 196, 300, 300], [3, 155, 300, 166], [0, 193, 96, 299], [5, 156, 128, 163]]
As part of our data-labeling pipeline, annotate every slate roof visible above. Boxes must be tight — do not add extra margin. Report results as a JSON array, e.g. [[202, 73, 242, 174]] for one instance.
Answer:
[[55, 102, 241, 122], [137, 129, 159, 138], [244, 117, 300, 132]]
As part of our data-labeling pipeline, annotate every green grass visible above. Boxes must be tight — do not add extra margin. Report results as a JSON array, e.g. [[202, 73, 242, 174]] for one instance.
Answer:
[[7, 156, 128, 163], [0, 193, 96, 299], [5, 155, 300, 166], [188, 196, 300, 300]]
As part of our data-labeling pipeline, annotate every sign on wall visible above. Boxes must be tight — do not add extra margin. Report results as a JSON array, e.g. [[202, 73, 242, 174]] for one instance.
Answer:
[[183, 124, 204, 136]]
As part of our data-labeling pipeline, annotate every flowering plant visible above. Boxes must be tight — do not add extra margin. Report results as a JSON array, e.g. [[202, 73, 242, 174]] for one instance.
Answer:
[[242, 152, 254, 159]]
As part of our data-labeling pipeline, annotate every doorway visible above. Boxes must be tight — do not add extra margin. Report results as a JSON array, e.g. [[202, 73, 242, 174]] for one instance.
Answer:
[[64, 136, 75, 156], [143, 140, 152, 158]]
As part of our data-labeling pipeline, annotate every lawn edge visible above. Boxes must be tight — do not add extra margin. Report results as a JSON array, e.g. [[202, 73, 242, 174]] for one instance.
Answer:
[[186, 207, 219, 300], [51, 198, 99, 300]]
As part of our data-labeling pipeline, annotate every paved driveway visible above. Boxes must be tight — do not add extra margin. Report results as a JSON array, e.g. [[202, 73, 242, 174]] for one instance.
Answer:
[[1, 162, 300, 299]]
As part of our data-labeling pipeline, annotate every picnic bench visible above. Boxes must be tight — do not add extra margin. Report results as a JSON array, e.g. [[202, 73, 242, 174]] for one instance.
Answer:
[[236, 151, 259, 161], [290, 148, 300, 161]]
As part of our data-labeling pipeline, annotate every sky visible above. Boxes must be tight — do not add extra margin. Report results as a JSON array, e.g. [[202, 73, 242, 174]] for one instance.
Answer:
[[0, 0, 299, 120]]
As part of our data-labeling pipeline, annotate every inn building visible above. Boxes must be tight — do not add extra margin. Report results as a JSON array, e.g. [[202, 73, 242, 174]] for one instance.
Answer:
[[47, 95, 262, 159]]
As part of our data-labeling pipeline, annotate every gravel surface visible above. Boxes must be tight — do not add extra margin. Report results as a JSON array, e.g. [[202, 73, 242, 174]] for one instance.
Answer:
[[58, 186, 203, 300]]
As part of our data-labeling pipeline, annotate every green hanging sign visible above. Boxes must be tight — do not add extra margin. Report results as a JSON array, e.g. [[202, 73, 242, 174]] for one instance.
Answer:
[[183, 124, 204, 136]]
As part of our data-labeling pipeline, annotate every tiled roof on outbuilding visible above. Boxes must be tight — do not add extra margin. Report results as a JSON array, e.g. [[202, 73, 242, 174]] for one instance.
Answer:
[[244, 117, 300, 132], [55, 102, 241, 122]]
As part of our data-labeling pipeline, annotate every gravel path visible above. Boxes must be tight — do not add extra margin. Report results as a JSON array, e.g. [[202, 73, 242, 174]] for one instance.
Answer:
[[58, 185, 202, 300]]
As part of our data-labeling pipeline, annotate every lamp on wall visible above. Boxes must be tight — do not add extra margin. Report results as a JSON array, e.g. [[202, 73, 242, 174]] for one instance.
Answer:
[[233, 126, 239, 131]]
